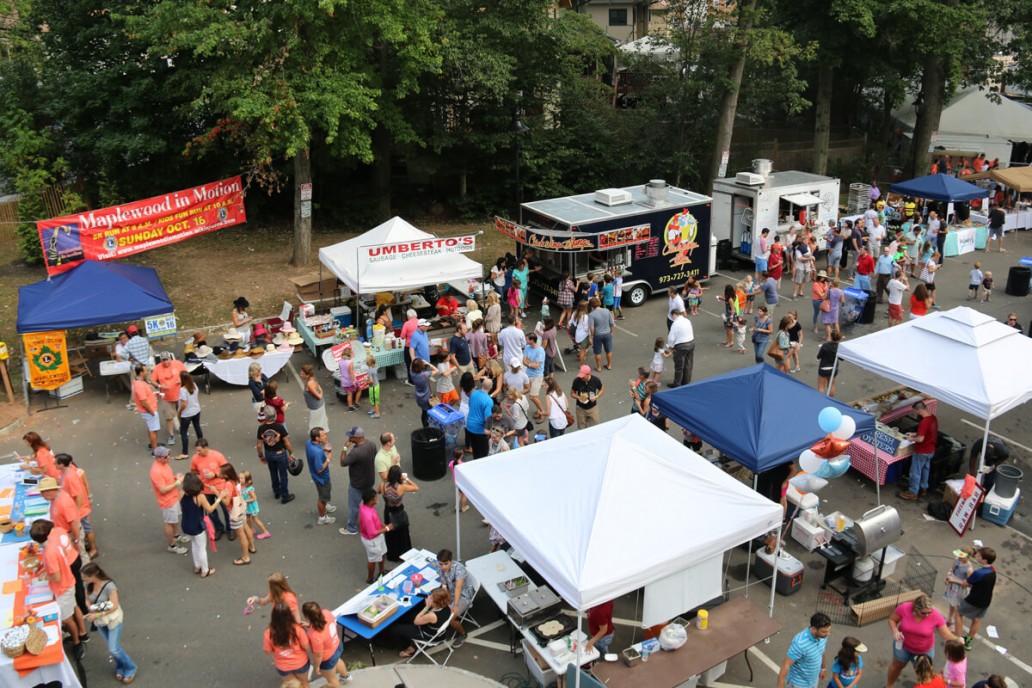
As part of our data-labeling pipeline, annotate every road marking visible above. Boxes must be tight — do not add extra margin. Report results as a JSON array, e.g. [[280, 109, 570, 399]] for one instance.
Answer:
[[463, 637, 514, 652], [700, 307, 725, 320], [747, 645, 782, 675], [960, 418, 1032, 454], [978, 634, 1032, 676], [614, 324, 639, 337]]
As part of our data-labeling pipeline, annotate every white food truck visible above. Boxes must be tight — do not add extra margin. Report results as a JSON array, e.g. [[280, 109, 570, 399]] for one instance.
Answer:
[[711, 159, 841, 262]]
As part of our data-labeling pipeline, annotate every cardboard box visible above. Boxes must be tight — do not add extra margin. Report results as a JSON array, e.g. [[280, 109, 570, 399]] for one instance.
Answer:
[[357, 595, 398, 629], [291, 273, 338, 300]]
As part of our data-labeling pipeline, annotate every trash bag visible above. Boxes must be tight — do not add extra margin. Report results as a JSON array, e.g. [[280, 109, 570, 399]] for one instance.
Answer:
[[658, 622, 687, 651]]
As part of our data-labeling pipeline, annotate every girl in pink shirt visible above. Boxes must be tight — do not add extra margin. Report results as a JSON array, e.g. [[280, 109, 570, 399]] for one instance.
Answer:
[[943, 639, 967, 688]]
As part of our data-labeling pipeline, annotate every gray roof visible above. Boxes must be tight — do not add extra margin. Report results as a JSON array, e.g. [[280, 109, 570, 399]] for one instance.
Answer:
[[713, 170, 838, 191], [522, 184, 710, 227]]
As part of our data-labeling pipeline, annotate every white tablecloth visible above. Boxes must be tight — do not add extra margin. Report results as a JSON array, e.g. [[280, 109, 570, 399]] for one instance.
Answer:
[[202, 351, 292, 385]]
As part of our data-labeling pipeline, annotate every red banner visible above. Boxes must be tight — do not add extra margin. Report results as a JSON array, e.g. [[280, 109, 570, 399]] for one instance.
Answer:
[[37, 176, 246, 275]]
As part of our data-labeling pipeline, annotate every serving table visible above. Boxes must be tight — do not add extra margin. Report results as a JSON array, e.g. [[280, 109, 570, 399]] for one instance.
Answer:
[[590, 597, 780, 688], [848, 387, 938, 485]]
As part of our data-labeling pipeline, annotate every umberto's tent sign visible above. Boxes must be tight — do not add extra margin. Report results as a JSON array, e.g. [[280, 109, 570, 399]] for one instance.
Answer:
[[37, 176, 246, 276], [365, 235, 476, 264]]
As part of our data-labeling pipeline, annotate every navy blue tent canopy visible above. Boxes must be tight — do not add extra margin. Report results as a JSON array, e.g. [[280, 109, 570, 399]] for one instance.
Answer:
[[17, 261, 173, 333], [889, 173, 988, 203], [653, 364, 875, 473]]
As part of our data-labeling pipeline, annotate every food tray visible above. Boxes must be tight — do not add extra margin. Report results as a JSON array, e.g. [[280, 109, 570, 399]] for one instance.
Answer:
[[358, 594, 398, 629], [1, 625, 29, 658], [529, 614, 576, 645]]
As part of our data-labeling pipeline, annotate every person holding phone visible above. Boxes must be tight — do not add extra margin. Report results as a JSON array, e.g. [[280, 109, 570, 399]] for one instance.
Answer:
[[394, 587, 452, 658]]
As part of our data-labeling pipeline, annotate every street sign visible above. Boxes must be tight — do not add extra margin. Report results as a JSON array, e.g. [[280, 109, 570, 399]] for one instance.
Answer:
[[300, 200, 312, 218], [300, 183, 313, 201]]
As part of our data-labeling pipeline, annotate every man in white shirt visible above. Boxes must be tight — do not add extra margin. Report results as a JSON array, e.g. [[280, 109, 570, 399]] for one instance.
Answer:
[[665, 309, 695, 388], [666, 287, 685, 332], [867, 218, 886, 255], [863, 202, 879, 234], [886, 271, 909, 327], [496, 315, 526, 362]]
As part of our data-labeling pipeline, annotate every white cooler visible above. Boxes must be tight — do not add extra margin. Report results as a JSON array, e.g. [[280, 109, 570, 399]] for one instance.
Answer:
[[982, 487, 1020, 526]]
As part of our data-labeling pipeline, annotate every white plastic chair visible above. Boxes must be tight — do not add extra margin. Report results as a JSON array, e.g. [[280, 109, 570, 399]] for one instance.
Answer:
[[406, 610, 456, 666], [458, 571, 482, 629]]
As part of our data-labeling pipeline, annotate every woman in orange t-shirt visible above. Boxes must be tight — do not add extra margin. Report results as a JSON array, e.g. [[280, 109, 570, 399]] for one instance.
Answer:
[[22, 431, 59, 478], [303, 602, 351, 687], [910, 283, 931, 319], [262, 603, 311, 685], [248, 572, 303, 624]]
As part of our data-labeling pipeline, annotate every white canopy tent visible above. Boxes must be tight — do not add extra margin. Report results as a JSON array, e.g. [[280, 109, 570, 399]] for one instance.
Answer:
[[455, 414, 783, 619], [318, 216, 483, 295], [835, 307, 1032, 479]]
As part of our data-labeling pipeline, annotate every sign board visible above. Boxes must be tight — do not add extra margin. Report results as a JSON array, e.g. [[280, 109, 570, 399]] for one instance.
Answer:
[[718, 150, 730, 179], [300, 200, 312, 218], [495, 216, 650, 252], [949, 480, 985, 536], [858, 429, 904, 456], [300, 183, 313, 201], [22, 331, 72, 390], [954, 228, 976, 255], [144, 312, 178, 339], [364, 234, 476, 264], [37, 176, 246, 276]]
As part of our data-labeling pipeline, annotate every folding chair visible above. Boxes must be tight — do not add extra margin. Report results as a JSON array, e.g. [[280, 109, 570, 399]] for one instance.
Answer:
[[458, 571, 482, 629], [406, 610, 456, 666]]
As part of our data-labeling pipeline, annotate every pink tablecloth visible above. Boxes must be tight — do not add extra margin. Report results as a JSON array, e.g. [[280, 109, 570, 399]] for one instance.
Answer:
[[849, 398, 938, 485]]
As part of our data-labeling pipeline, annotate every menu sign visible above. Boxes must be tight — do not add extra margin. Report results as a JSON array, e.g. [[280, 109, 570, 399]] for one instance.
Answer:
[[949, 481, 985, 536], [495, 216, 651, 253]]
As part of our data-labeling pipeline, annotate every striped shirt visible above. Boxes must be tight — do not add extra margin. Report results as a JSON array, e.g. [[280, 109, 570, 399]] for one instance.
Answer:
[[785, 628, 827, 688]]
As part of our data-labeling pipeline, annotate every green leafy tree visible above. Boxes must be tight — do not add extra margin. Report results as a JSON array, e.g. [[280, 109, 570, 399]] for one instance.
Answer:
[[132, 0, 439, 265]]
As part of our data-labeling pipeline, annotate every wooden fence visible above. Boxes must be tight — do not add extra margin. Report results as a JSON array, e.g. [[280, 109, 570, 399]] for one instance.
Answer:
[[729, 134, 868, 175], [0, 186, 72, 243]]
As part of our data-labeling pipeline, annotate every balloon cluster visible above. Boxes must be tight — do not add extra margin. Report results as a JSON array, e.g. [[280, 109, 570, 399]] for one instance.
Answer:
[[789, 407, 854, 494]]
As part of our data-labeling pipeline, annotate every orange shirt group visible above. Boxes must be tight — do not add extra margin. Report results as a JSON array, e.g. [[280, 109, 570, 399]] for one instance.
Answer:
[[150, 460, 180, 509], [151, 360, 187, 403], [133, 379, 157, 413], [42, 527, 75, 597], [190, 450, 228, 495]]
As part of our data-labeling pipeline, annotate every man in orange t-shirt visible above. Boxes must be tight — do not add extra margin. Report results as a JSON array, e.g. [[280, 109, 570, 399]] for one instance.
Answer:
[[31, 519, 85, 658], [55, 454, 98, 558], [190, 438, 231, 539], [150, 446, 188, 554], [39, 476, 89, 620], [133, 364, 160, 450], [151, 352, 187, 447]]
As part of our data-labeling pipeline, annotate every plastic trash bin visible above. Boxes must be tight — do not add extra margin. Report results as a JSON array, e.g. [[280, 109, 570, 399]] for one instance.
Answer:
[[1006, 265, 1031, 296], [411, 427, 447, 481], [428, 404, 465, 453], [842, 288, 869, 326]]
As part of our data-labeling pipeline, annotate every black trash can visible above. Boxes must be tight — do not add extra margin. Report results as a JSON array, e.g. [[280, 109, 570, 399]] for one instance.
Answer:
[[411, 427, 447, 481], [1005, 266, 1030, 296], [859, 289, 878, 324]]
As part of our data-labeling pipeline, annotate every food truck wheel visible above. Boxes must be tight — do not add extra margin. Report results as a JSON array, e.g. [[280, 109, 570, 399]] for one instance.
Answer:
[[626, 283, 650, 307]]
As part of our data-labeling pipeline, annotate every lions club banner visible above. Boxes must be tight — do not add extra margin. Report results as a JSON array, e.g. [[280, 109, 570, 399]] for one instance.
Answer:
[[37, 176, 246, 275], [23, 331, 71, 390]]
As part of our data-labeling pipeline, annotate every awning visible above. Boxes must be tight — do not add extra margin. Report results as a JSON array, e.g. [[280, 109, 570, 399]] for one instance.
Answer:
[[781, 192, 823, 206]]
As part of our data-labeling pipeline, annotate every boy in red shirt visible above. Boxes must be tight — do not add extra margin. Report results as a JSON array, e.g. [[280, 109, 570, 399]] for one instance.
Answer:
[[899, 401, 938, 500]]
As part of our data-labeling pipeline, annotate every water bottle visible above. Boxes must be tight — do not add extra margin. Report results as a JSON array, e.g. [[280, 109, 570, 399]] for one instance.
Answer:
[[366, 319, 373, 341], [894, 634, 904, 651], [468, 281, 475, 299]]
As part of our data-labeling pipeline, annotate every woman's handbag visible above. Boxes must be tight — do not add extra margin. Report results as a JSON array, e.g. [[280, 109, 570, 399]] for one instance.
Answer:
[[552, 393, 574, 426], [389, 507, 410, 529], [820, 298, 831, 312], [766, 339, 784, 361]]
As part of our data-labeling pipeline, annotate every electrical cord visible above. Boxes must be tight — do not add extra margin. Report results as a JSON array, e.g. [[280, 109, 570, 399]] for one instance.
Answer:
[[498, 671, 536, 688]]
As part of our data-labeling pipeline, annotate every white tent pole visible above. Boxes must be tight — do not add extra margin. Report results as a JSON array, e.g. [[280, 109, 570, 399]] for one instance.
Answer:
[[744, 473, 758, 598], [768, 525, 782, 618], [575, 609, 583, 688], [825, 354, 839, 397], [971, 418, 992, 531], [873, 440, 881, 506], [455, 483, 462, 561]]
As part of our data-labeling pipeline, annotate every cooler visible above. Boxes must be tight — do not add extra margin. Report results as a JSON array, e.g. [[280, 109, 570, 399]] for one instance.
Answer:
[[428, 403, 465, 452], [753, 549, 804, 596], [330, 305, 353, 328], [981, 487, 1020, 526]]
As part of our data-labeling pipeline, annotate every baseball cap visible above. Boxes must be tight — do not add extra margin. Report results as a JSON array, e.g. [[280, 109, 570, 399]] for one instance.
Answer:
[[418, 319, 431, 327], [126, 325, 139, 335], [578, 364, 591, 378], [346, 426, 365, 439], [262, 405, 277, 420], [153, 446, 170, 458], [39, 477, 60, 492], [160, 351, 173, 361], [509, 356, 523, 369]]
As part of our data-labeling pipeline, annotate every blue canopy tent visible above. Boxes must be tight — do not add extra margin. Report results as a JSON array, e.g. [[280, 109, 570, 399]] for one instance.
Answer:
[[17, 261, 173, 333], [888, 173, 988, 202], [652, 364, 875, 474]]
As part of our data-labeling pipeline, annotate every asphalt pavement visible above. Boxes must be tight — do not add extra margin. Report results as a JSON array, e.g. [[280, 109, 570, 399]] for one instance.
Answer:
[[3, 232, 1031, 687]]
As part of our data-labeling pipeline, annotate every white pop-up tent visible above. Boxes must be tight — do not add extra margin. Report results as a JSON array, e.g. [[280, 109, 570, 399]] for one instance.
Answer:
[[318, 216, 483, 294], [835, 307, 1032, 477], [455, 414, 783, 623]]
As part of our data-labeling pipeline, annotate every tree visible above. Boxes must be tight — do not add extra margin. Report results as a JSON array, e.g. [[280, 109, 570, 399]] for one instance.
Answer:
[[133, 0, 440, 266]]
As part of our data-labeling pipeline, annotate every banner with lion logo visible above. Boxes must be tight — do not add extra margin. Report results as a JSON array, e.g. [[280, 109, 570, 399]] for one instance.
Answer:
[[23, 331, 71, 390]]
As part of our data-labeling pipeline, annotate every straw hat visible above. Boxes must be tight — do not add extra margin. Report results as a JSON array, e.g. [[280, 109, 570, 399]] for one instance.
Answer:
[[286, 332, 304, 346], [224, 328, 242, 341], [273, 333, 286, 346], [265, 343, 276, 353], [217, 349, 232, 360], [280, 323, 296, 334], [232, 348, 248, 358], [38, 477, 60, 493], [196, 345, 213, 359], [191, 332, 206, 344], [277, 342, 294, 353], [248, 347, 265, 358]]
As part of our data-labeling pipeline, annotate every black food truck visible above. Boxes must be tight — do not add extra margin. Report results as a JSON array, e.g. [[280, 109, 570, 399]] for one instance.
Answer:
[[495, 180, 713, 307]]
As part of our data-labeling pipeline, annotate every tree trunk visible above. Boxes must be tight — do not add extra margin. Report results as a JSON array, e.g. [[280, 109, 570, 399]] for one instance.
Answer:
[[290, 149, 312, 267], [812, 64, 833, 175], [906, 51, 945, 180], [707, 0, 759, 187]]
